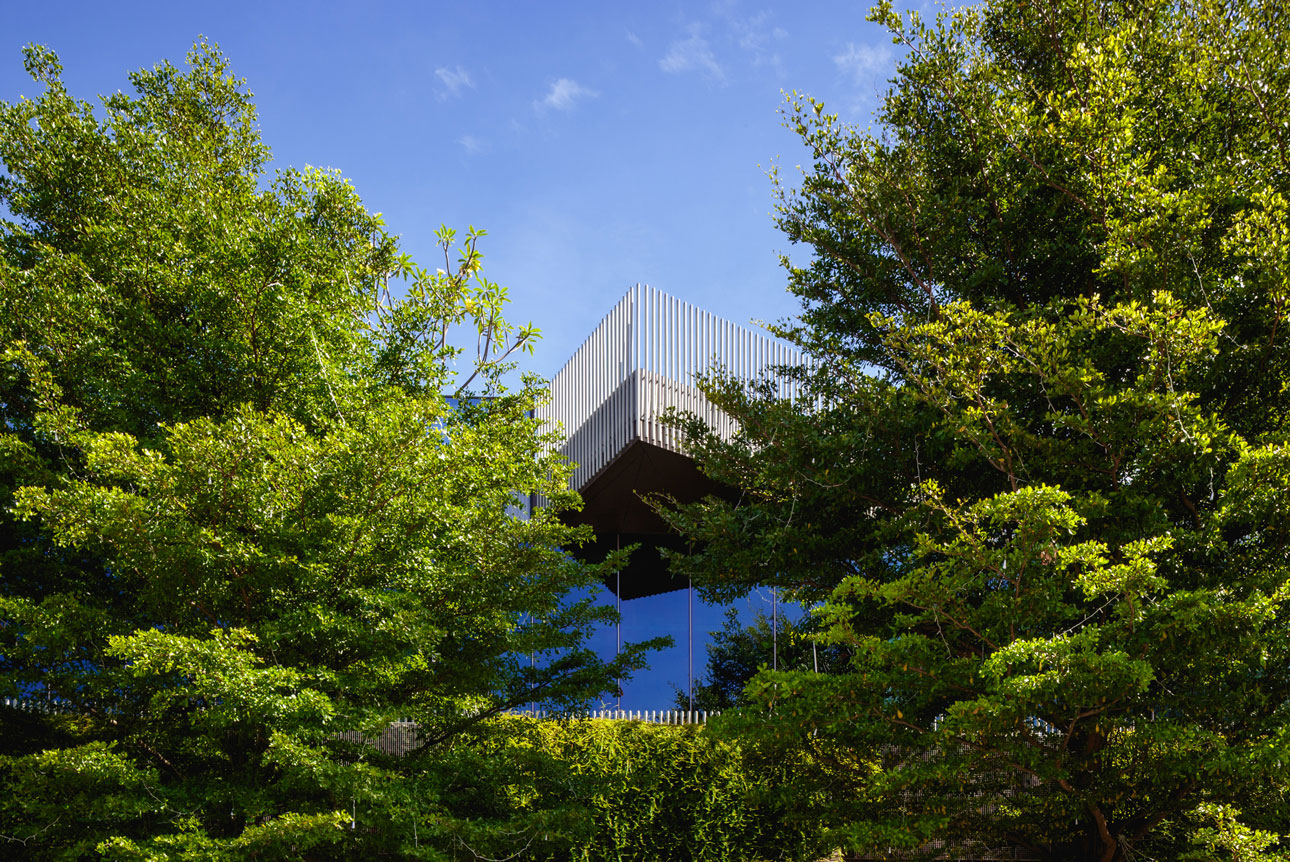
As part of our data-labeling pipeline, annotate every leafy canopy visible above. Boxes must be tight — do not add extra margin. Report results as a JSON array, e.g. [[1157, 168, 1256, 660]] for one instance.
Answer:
[[0, 42, 650, 859], [664, 0, 1290, 859], [675, 608, 850, 713]]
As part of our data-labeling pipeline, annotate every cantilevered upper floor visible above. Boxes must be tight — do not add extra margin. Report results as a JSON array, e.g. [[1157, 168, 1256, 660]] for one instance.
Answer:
[[536, 284, 806, 598]]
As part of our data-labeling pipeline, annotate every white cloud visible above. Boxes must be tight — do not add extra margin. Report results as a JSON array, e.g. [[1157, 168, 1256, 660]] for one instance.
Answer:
[[626, 30, 644, 49], [458, 134, 485, 154], [833, 42, 893, 86], [536, 78, 598, 112], [659, 27, 726, 82], [434, 65, 474, 99], [731, 11, 786, 67], [690, 3, 788, 70]]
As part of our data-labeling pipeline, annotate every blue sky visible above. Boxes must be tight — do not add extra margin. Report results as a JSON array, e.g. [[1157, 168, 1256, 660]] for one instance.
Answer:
[[4, 0, 914, 707]]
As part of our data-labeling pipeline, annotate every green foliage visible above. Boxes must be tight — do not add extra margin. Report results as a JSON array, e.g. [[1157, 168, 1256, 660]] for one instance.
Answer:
[[0, 42, 650, 859], [424, 716, 828, 862], [677, 609, 850, 712], [663, 0, 1290, 859]]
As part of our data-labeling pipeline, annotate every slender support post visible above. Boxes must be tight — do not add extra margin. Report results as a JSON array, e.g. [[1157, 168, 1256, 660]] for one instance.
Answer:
[[688, 577, 694, 711], [616, 533, 622, 712], [772, 586, 778, 672]]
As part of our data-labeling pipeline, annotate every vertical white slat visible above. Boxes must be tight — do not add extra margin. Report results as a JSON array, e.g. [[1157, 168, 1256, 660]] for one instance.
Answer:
[[666, 291, 672, 441], [644, 285, 652, 444], [680, 296, 688, 448], [709, 313, 719, 440], [694, 304, 702, 425], [689, 301, 697, 396], [614, 300, 620, 462], [668, 293, 675, 393], [653, 284, 661, 446], [615, 297, 623, 456], [771, 339, 779, 395], [678, 300, 686, 443], [643, 286, 651, 445], [664, 293, 673, 448], [629, 283, 639, 441], [683, 299, 691, 384], [537, 283, 808, 498], [659, 292, 666, 383], [722, 316, 729, 379], [648, 283, 654, 374], [619, 295, 627, 453], [678, 297, 684, 387], [688, 300, 695, 440], [679, 300, 687, 439], [742, 318, 749, 388], [655, 284, 662, 376], [697, 305, 705, 389], [745, 322, 753, 429], [629, 283, 637, 374], [675, 296, 686, 449], [737, 322, 748, 387], [696, 307, 704, 428], [602, 301, 609, 468], [756, 326, 764, 379], [601, 302, 608, 465], [675, 294, 682, 395], [608, 300, 615, 465], [606, 301, 614, 465], [644, 283, 652, 375]]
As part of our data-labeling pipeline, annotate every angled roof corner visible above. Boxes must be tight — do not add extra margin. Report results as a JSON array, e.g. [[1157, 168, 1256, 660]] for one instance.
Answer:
[[537, 284, 806, 598]]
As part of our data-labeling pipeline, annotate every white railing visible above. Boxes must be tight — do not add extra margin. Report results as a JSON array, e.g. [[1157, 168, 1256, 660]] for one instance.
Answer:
[[539, 284, 807, 491], [2, 695, 71, 713], [515, 708, 715, 725], [338, 711, 716, 757]]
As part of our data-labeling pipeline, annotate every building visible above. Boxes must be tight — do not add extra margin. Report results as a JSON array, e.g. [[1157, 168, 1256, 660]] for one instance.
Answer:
[[537, 284, 807, 707]]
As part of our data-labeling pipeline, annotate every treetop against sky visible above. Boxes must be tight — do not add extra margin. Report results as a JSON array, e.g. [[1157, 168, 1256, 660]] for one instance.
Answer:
[[1, 0, 915, 376], [0, 3, 913, 711]]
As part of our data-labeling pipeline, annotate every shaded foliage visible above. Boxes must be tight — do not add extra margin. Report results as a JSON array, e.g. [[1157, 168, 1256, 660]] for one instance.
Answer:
[[0, 42, 653, 859], [663, 1, 1290, 859], [423, 716, 829, 862], [676, 609, 850, 712]]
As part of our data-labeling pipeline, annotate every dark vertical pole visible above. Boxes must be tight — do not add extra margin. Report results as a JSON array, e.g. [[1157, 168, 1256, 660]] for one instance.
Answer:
[[772, 587, 778, 672], [616, 533, 622, 713], [688, 576, 694, 711]]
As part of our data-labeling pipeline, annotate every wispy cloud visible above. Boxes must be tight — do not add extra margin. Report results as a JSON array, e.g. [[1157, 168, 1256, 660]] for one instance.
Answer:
[[729, 11, 787, 68], [434, 65, 474, 99], [659, 26, 726, 82], [833, 42, 893, 86], [626, 30, 644, 49], [458, 134, 485, 154], [535, 78, 598, 112]]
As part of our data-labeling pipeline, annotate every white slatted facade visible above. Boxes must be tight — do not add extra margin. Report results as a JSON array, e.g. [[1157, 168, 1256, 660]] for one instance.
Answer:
[[539, 284, 806, 491]]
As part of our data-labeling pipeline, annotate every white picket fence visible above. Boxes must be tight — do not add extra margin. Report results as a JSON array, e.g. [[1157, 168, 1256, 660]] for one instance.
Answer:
[[513, 708, 716, 725], [2, 696, 714, 727], [2, 695, 70, 714], [305, 711, 718, 758]]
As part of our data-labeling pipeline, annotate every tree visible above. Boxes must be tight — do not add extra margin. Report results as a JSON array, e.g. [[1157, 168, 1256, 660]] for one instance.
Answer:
[[428, 716, 829, 862], [0, 43, 650, 859], [675, 609, 850, 712], [662, 1, 1290, 859]]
